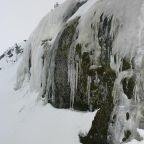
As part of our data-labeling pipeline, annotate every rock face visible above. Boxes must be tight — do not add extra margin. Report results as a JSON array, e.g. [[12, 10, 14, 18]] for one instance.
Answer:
[[53, 18, 79, 108], [80, 14, 117, 144], [16, 0, 144, 143]]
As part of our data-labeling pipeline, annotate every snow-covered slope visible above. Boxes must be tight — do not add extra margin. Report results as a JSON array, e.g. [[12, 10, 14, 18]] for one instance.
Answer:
[[0, 41, 96, 144], [1, 0, 144, 144]]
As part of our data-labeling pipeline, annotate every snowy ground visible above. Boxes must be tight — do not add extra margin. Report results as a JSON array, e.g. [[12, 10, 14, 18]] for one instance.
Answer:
[[0, 58, 96, 144], [0, 46, 144, 144]]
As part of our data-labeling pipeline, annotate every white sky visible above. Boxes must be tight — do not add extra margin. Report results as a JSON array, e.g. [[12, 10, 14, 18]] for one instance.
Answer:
[[0, 0, 65, 55]]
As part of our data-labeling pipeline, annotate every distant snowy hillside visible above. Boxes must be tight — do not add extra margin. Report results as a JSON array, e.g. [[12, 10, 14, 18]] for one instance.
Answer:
[[1, 0, 144, 144], [0, 41, 26, 70]]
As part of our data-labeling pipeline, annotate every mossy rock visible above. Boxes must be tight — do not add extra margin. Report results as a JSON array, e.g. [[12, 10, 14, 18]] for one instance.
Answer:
[[80, 101, 114, 144], [122, 76, 135, 99], [73, 100, 89, 111], [87, 69, 96, 76], [82, 52, 91, 70], [53, 18, 79, 108], [75, 43, 82, 57], [122, 58, 131, 71], [121, 57, 135, 71], [74, 52, 91, 110], [80, 14, 117, 144], [80, 63, 116, 143]]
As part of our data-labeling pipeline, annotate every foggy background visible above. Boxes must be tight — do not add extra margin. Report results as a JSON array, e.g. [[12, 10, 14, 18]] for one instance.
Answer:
[[0, 0, 65, 55]]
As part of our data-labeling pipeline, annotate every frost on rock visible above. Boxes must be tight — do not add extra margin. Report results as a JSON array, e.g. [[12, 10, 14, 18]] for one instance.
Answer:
[[16, 0, 144, 143]]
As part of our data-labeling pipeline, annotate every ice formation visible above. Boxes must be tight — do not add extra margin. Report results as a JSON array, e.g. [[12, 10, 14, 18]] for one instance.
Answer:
[[15, 0, 144, 143]]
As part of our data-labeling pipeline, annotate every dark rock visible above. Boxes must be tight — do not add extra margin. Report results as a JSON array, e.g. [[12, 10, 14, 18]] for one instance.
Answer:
[[74, 52, 91, 111], [0, 54, 5, 60], [126, 112, 130, 120], [122, 130, 131, 142], [122, 58, 131, 71], [80, 14, 117, 144], [53, 18, 79, 108], [15, 43, 23, 54], [75, 43, 82, 58], [122, 76, 135, 99]]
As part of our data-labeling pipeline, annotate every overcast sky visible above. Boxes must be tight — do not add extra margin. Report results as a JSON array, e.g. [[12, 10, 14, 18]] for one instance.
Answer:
[[0, 0, 65, 55]]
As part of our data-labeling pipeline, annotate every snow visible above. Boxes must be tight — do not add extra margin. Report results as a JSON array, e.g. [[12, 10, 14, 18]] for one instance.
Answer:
[[1, 55, 144, 144], [125, 129, 144, 144], [68, 0, 99, 21], [2, 0, 144, 143], [75, 0, 144, 58], [0, 54, 96, 144]]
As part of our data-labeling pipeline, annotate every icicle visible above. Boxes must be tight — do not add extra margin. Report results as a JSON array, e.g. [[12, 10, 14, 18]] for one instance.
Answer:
[[75, 62, 79, 91], [68, 45, 77, 109]]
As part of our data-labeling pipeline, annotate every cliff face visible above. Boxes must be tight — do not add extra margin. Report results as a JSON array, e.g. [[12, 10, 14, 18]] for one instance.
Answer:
[[16, 0, 144, 143]]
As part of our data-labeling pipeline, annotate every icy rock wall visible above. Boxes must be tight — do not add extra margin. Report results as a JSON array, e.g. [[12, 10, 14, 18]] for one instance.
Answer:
[[15, 0, 86, 91], [16, 0, 144, 143], [79, 0, 144, 144]]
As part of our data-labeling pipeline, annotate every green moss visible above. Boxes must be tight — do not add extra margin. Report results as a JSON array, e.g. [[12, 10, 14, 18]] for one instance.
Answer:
[[122, 76, 135, 99]]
